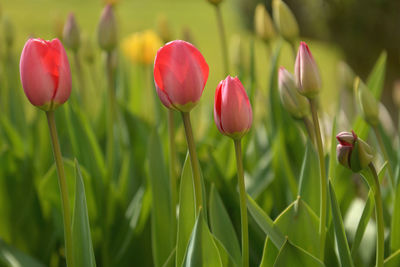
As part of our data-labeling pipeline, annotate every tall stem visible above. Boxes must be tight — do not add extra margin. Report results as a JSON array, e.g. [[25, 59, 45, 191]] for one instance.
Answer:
[[168, 109, 177, 238], [373, 125, 395, 189], [234, 139, 249, 267], [106, 51, 117, 180], [46, 111, 73, 267], [369, 163, 385, 267], [302, 116, 315, 146], [181, 112, 203, 215], [215, 4, 229, 76], [309, 99, 327, 260]]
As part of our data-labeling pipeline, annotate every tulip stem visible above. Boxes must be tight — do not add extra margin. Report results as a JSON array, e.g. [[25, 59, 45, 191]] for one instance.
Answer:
[[368, 163, 384, 267], [234, 139, 249, 267], [309, 99, 327, 261], [168, 109, 177, 237], [46, 111, 73, 267], [215, 4, 230, 76], [302, 116, 315, 146], [372, 125, 395, 189], [181, 112, 203, 216]]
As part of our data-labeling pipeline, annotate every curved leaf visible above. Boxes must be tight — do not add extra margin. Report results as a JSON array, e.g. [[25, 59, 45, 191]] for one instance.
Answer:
[[273, 239, 325, 267]]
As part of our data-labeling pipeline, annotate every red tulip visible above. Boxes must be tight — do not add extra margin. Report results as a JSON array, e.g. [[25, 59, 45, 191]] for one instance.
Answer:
[[214, 76, 252, 139], [20, 38, 71, 111], [153, 40, 209, 112]]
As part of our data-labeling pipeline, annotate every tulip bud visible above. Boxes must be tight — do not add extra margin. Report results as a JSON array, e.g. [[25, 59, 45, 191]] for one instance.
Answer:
[[338, 61, 355, 92], [63, 13, 80, 52], [97, 4, 117, 51], [157, 14, 172, 43], [272, 0, 299, 43], [278, 67, 309, 119], [153, 40, 209, 112], [336, 131, 374, 172], [3, 16, 14, 48], [214, 76, 253, 139], [207, 0, 223, 6], [392, 80, 400, 109], [355, 77, 379, 126], [19, 38, 71, 111], [295, 42, 321, 98], [254, 4, 276, 43]]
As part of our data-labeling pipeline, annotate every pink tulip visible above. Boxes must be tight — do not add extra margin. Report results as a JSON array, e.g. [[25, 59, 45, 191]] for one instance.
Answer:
[[294, 41, 321, 98], [153, 40, 209, 112], [20, 38, 71, 111], [214, 76, 252, 139]]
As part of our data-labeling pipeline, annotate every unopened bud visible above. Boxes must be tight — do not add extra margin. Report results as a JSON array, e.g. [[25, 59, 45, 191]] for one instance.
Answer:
[[272, 0, 299, 43], [63, 13, 80, 52], [295, 42, 321, 98], [254, 4, 276, 43], [278, 67, 308, 119], [336, 131, 374, 172], [355, 77, 379, 126], [97, 4, 117, 51]]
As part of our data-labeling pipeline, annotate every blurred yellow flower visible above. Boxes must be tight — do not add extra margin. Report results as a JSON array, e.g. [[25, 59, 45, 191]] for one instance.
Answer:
[[122, 30, 163, 65]]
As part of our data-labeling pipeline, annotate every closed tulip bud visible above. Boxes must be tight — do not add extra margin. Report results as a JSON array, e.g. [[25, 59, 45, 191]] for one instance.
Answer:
[[295, 42, 321, 98], [254, 4, 276, 43], [157, 14, 172, 43], [336, 131, 374, 172], [272, 0, 299, 43], [207, 0, 223, 6], [214, 76, 253, 139], [153, 40, 209, 112], [97, 4, 117, 51], [355, 77, 379, 126], [392, 80, 400, 109], [19, 38, 71, 111], [3, 16, 14, 48], [63, 13, 80, 52], [278, 67, 309, 119]]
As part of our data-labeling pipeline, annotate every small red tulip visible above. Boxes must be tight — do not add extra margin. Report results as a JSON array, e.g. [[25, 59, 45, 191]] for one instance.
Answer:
[[153, 40, 209, 112], [20, 38, 71, 111], [214, 76, 253, 139]]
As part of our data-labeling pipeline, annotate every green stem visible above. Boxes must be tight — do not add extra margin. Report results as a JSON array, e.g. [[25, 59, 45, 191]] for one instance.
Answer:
[[302, 116, 315, 146], [168, 109, 177, 239], [234, 139, 249, 267], [181, 112, 203, 216], [73, 51, 86, 105], [106, 51, 117, 180], [215, 4, 229, 76], [46, 111, 73, 267], [309, 99, 327, 261], [373, 125, 395, 189], [369, 163, 385, 267]]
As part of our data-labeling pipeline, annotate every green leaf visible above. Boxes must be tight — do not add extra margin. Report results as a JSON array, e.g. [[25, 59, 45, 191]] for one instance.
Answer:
[[209, 185, 241, 266], [176, 153, 196, 267], [366, 51, 387, 99], [273, 239, 325, 267], [328, 117, 337, 182], [259, 238, 279, 267], [162, 247, 176, 267], [147, 131, 174, 267], [385, 249, 400, 267], [246, 195, 285, 249], [328, 181, 354, 267], [0, 239, 45, 267], [351, 190, 374, 259], [183, 209, 222, 267], [72, 159, 96, 267]]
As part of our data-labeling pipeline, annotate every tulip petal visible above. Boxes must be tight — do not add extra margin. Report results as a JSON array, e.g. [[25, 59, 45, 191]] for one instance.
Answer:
[[213, 81, 224, 134], [51, 39, 72, 105]]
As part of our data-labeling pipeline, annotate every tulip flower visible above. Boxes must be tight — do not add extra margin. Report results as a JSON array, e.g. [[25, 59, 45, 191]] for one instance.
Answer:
[[63, 13, 80, 52], [20, 38, 71, 111], [214, 76, 252, 267], [214, 76, 252, 139], [153, 40, 209, 112], [336, 131, 374, 172], [295, 42, 321, 98], [254, 4, 276, 43], [97, 4, 117, 51], [122, 30, 162, 65], [272, 0, 299, 43], [278, 67, 308, 119]]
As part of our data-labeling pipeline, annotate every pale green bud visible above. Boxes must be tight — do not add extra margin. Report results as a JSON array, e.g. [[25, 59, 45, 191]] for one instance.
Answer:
[[254, 4, 276, 43], [97, 4, 117, 51], [63, 13, 81, 52], [272, 0, 299, 43], [355, 77, 379, 126]]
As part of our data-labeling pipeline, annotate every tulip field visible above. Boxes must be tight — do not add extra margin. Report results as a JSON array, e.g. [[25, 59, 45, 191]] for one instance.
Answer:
[[2, 0, 400, 267]]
